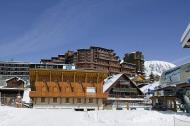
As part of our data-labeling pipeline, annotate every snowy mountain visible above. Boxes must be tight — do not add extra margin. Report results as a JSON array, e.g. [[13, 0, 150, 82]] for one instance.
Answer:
[[144, 61, 176, 76]]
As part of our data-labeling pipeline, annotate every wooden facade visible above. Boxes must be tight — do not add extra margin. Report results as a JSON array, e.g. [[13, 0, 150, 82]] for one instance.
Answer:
[[29, 68, 108, 110], [0, 77, 25, 106], [103, 74, 146, 110], [6, 77, 24, 88]]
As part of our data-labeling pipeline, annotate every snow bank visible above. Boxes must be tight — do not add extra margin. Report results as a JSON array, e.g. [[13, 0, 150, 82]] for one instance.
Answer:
[[22, 88, 31, 103], [0, 106, 189, 126]]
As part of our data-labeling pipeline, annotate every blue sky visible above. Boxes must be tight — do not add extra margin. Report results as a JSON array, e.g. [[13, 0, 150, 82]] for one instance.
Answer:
[[0, 0, 189, 65]]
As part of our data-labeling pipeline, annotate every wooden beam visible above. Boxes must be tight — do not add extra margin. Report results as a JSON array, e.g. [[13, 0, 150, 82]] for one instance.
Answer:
[[97, 73, 100, 84], [35, 71, 38, 81], [85, 73, 88, 83], [74, 72, 76, 84], [61, 72, 63, 82], [50, 71, 52, 82]]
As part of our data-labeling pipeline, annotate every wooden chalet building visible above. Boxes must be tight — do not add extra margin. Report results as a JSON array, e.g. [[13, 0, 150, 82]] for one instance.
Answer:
[[0, 77, 25, 106], [29, 68, 107, 110], [103, 74, 147, 110]]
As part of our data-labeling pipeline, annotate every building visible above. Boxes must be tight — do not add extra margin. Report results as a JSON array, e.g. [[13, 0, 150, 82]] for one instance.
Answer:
[[29, 68, 107, 110], [123, 51, 145, 75], [120, 62, 136, 76], [103, 74, 147, 110], [40, 46, 138, 76], [77, 46, 121, 74], [29, 63, 75, 70], [0, 77, 25, 106], [0, 61, 76, 87], [181, 23, 190, 48], [40, 50, 77, 64], [0, 61, 30, 86], [151, 63, 190, 112]]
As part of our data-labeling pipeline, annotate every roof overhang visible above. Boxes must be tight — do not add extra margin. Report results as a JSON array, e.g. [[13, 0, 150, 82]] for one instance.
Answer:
[[181, 23, 190, 48]]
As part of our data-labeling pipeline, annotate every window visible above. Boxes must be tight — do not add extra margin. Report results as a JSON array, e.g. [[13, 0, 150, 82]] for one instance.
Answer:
[[53, 98, 57, 103], [77, 98, 81, 103], [88, 98, 93, 103], [65, 98, 69, 103], [41, 98, 45, 103]]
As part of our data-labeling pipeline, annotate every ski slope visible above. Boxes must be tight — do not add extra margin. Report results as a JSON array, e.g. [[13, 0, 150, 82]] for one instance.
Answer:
[[0, 106, 189, 126]]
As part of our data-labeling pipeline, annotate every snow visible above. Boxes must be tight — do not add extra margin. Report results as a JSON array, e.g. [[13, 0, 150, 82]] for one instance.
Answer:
[[181, 23, 190, 42], [0, 106, 189, 126], [107, 97, 144, 101], [140, 81, 160, 93], [103, 74, 122, 92], [144, 61, 176, 76], [22, 88, 31, 103]]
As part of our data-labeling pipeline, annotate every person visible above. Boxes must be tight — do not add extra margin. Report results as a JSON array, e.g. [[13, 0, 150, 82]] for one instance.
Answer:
[[15, 95, 22, 108]]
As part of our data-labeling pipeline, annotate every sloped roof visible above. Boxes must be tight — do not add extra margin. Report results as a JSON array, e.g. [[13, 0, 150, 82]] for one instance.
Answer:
[[103, 74, 144, 95], [5, 77, 25, 83], [103, 74, 123, 92]]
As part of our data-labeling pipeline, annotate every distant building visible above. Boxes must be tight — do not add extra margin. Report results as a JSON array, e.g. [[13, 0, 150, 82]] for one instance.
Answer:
[[123, 51, 145, 75], [0, 61, 30, 86], [40, 46, 138, 76], [40, 50, 77, 64], [29, 68, 107, 110], [0, 61, 75, 86], [77, 46, 121, 74], [120, 62, 136, 76], [181, 23, 190, 48]]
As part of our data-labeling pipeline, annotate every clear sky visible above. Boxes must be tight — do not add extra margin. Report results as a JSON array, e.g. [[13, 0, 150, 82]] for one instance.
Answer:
[[0, 0, 189, 65]]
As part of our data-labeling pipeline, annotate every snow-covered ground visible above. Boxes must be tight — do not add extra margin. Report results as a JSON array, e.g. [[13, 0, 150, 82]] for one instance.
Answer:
[[0, 106, 189, 126]]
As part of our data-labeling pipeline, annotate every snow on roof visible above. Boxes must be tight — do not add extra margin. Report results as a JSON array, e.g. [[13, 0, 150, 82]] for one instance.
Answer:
[[103, 74, 122, 92], [140, 81, 160, 93], [120, 60, 124, 64], [181, 23, 190, 42], [5, 77, 26, 84], [107, 97, 144, 101], [0, 87, 24, 90]]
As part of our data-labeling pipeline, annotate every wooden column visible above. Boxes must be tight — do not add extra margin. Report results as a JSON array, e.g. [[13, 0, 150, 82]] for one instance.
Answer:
[[62, 72, 63, 82], [173, 99, 177, 112], [74, 72, 76, 84], [50, 71, 52, 82], [85, 73, 88, 83], [97, 73, 100, 84], [35, 71, 38, 81]]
